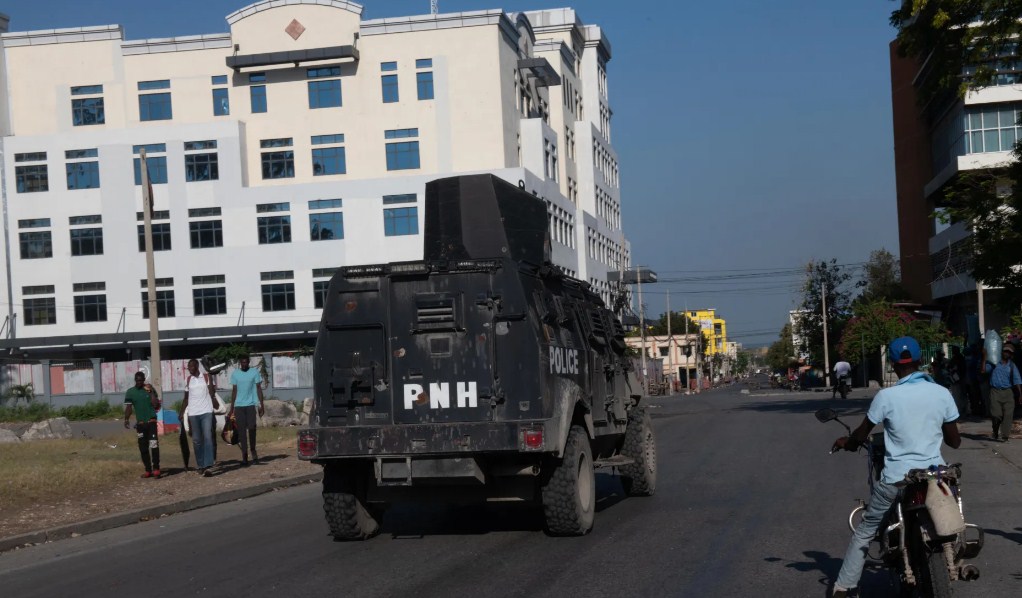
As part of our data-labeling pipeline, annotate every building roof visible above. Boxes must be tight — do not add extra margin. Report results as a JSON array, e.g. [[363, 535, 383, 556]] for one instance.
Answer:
[[226, 0, 363, 25]]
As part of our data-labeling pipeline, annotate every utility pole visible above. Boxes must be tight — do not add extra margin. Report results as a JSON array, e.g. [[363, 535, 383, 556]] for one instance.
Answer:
[[977, 281, 986, 333], [683, 300, 690, 393], [666, 290, 674, 395], [140, 150, 162, 398], [821, 282, 830, 381], [638, 270, 647, 394]]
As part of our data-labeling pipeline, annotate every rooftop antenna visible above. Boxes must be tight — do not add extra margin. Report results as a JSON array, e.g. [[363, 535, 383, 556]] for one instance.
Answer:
[[431, 0, 439, 15]]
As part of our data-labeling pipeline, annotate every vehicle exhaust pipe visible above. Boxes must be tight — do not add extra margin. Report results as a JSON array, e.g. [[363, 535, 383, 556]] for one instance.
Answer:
[[958, 564, 980, 581]]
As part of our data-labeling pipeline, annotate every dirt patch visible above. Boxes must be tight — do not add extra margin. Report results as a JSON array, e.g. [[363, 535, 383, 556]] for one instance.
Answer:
[[0, 427, 319, 539]]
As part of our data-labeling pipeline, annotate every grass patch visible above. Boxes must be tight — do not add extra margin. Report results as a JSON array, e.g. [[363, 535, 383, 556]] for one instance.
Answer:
[[0, 436, 141, 511]]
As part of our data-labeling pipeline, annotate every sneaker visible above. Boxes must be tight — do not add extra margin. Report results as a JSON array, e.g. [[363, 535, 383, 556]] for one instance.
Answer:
[[241, 458, 250, 467], [832, 587, 850, 598], [141, 471, 153, 478], [152, 469, 161, 478], [251, 452, 260, 464], [1002, 436, 1011, 443], [202, 468, 213, 477]]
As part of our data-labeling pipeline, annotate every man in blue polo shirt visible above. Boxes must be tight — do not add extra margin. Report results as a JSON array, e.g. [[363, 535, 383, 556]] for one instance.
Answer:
[[985, 342, 1022, 442], [229, 355, 265, 466], [829, 337, 961, 598]]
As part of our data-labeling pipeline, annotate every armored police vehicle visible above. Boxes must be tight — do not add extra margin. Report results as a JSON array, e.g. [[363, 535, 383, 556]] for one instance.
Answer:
[[298, 174, 657, 539]]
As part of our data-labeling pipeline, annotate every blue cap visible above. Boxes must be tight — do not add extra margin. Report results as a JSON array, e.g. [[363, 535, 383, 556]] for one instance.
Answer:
[[889, 336, 921, 364]]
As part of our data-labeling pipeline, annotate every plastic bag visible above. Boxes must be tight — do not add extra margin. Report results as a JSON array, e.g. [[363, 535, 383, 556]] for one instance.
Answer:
[[926, 478, 965, 536], [220, 416, 239, 445], [984, 330, 1002, 365]]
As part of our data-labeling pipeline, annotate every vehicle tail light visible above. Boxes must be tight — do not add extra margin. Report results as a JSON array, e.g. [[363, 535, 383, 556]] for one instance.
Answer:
[[298, 432, 317, 458], [521, 426, 544, 450]]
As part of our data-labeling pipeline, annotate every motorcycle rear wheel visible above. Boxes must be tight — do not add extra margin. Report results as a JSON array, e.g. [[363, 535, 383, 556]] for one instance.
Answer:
[[902, 523, 952, 598]]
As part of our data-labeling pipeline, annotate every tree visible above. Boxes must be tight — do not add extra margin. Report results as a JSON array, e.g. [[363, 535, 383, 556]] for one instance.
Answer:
[[794, 260, 853, 368], [734, 352, 751, 376], [857, 248, 909, 302], [839, 299, 952, 365], [2, 383, 35, 406], [766, 323, 796, 371], [892, 0, 1022, 310]]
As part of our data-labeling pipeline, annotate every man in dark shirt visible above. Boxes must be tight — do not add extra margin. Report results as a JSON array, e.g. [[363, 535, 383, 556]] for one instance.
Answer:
[[124, 371, 161, 478]]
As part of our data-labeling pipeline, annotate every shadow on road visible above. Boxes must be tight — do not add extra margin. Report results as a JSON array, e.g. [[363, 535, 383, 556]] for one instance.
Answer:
[[986, 527, 1022, 545], [764, 552, 896, 596], [735, 397, 868, 415], [378, 472, 628, 538]]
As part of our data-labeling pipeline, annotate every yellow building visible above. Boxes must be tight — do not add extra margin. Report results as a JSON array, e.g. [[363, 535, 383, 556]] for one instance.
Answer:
[[688, 309, 727, 356]]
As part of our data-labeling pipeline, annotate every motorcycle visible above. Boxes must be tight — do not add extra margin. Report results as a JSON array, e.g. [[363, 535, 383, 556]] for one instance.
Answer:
[[836, 374, 852, 400], [816, 408, 984, 597]]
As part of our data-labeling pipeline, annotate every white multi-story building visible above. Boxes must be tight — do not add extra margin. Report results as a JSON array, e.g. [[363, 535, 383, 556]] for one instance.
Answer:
[[0, 1, 628, 360]]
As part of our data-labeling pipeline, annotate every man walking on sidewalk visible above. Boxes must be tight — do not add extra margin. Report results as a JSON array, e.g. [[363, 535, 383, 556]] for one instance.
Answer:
[[124, 371, 161, 478], [229, 355, 265, 466], [985, 343, 1022, 442]]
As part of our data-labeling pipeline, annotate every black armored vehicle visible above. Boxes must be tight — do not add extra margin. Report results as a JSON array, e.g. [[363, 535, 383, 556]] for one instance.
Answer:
[[298, 174, 657, 538]]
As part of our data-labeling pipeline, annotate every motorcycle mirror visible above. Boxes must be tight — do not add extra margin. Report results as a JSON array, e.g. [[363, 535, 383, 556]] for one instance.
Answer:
[[815, 408, 838, 423]]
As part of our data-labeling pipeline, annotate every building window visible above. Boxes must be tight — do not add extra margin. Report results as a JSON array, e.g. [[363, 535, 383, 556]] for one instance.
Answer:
[[141, 290, 175, 319], [15, 164, 49, 193], [138, 223, 172, 252], [24, 297, 56, 326], [415, 59, 434, 101], [260, 138, 294, 179], [307, 67, 342, 109], [73, 294, 108, 323], [70, 228, 104, 256], [313, 280, 330, 309], [71, 87, 105, 126], [189, 220, 223, 249], [65, 148, 100, 190], [258, 216, 292, 244], [312, 134, 346, 176], [261, 283, 296, 312], [384, 207, 419, 236], [19, 231, 52, 259], [193, 287, 227, 316], [310, 212, 343, 241], [249, 72, 267, 113], [385, 129, 420, 171], [133, 144, 168, 185], [212, 88, 230, 116], [138, 79, 172, 121], [381, 62, 400, 103], [964, 103, 1022, 154], [184, 141, 219, 181]]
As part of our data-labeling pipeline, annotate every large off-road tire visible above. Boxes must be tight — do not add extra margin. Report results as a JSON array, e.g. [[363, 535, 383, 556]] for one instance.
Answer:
[[620, 407, 657, 496], [541, 425, 596, 536], [322, 462, 380, 541]]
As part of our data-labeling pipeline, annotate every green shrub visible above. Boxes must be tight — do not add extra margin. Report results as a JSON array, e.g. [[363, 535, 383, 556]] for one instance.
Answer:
[[0, 403, 54, 422], [59, 399, 120, 421]]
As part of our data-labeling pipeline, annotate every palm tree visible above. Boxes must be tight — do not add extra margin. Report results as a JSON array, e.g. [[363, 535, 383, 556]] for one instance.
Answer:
[[2, 383, 35, 406]]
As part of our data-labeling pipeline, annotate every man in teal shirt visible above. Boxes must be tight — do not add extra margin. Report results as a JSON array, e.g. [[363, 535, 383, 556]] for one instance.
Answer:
[[829, 337, 961, 597], [229, 355, 265, 465]]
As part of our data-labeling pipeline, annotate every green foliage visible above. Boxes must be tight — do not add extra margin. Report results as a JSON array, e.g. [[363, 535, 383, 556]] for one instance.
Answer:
[[839, 300, 953, 364], [794, 260, 853, 367], [2, 383, 35, 406], [857, 248, 909, 303], [766, 323, 797, 371], [60, 400, 121, 421], [207, 343, 254, 367], [0, 402, 52, 422], [734, 352, 751, 376], [285, 345, 315, 360]]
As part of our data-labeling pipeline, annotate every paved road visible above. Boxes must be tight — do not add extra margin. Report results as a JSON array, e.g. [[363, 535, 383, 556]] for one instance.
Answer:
[[2, 381, 1020, 597]]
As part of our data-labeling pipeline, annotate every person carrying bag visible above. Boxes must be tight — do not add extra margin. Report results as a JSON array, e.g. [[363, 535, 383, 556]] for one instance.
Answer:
[[181, 358, 220, 476]]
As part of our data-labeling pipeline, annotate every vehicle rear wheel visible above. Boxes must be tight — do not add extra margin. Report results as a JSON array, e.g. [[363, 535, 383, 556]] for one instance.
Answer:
[[903, 519, 952, 598], [620, 407, 657, 496], [322, 462, 380, 541], [541, 425, 595, 536]]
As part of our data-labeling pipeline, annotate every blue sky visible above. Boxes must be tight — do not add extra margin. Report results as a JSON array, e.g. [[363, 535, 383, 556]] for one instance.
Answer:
[[4, 0, 900, 347]]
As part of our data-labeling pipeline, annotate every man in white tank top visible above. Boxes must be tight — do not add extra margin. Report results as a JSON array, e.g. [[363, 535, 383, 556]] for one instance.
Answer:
[[182, 358, 219, 476]]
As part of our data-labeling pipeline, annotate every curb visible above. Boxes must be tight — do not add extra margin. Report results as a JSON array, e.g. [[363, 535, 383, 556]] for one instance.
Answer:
[[0, 471, 323, 554]]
